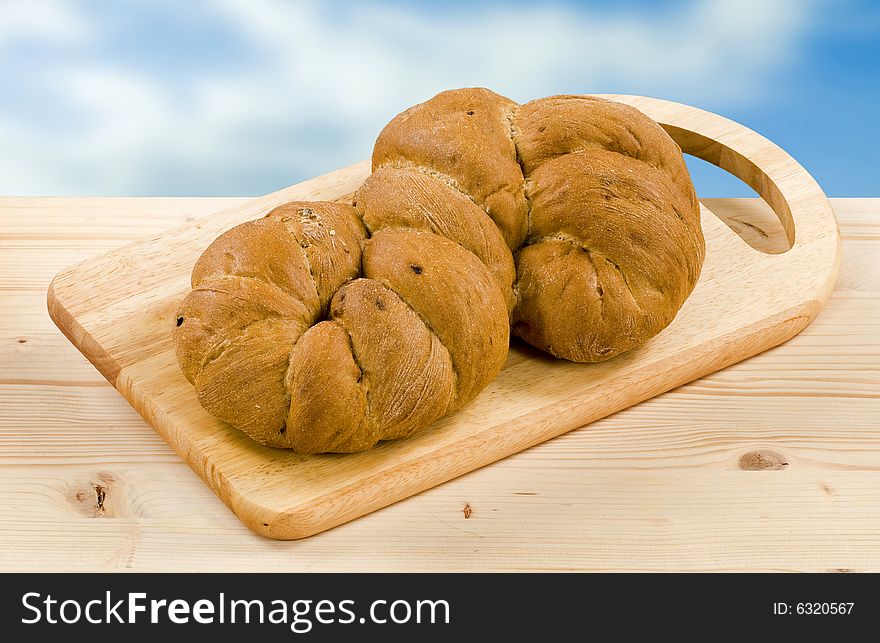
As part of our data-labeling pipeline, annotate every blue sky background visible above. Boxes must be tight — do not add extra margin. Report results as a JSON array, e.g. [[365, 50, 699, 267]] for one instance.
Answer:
[[0, 0, 877, 197]]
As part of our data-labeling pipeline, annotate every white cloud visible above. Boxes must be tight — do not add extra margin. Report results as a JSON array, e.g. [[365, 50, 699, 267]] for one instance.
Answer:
[[0, 0, 92, 48], [0, 0, 821, 195]]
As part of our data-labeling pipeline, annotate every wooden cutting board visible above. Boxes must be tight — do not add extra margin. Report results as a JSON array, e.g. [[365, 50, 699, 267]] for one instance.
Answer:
[[48, 96, 841, 539]]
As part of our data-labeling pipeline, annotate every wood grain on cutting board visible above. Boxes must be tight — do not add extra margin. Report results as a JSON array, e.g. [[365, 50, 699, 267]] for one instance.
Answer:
[[43, 97, 842, 539]]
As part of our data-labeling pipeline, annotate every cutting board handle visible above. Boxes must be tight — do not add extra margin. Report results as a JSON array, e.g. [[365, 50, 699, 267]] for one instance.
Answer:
[[596, 95, 841, 302]]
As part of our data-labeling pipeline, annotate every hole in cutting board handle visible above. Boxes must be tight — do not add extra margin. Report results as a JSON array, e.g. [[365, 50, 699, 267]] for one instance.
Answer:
[[684, 156, 789, 255], [663, 124, 796, 254]]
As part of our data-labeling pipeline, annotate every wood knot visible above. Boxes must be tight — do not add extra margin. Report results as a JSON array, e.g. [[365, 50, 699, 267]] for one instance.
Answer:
[[462, 503, 472, 519], [739, 450, 788, 471], [95, 484, 106, 509], [66, 471, 126, 518]]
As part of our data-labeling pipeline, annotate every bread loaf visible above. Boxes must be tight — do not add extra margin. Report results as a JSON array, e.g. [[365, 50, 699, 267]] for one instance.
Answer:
[[173, 88, 704, 453]]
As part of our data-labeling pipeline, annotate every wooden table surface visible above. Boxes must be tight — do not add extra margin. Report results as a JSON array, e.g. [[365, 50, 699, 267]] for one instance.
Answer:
[[1, 196, 877, 572]]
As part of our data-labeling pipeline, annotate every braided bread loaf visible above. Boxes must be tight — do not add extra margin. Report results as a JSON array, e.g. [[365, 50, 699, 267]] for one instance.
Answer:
[[173, 88, 704, 453]]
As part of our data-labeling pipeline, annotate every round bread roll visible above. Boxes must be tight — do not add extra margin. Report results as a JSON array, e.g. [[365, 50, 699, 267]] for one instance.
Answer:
[[511, 95, 704, 361], [173, 88, 704, 453]]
